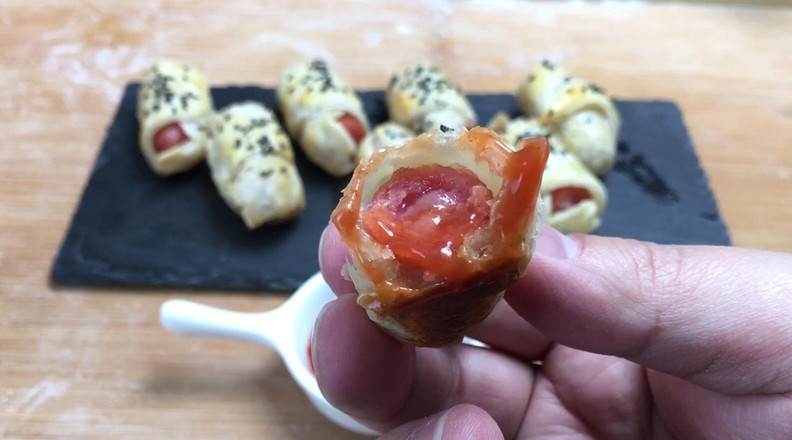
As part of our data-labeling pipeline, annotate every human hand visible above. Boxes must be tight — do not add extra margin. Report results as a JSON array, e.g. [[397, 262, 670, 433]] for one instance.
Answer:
[[313, 225, 792, 439]]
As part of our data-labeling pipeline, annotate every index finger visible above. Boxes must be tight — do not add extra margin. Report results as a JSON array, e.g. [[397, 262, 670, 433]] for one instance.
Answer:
[[507, 229, 792, 395]]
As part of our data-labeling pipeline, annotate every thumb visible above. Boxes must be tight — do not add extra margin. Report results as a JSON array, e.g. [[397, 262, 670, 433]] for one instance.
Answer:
[[379, 405, 504, 440], [507, 227, 792, 395]]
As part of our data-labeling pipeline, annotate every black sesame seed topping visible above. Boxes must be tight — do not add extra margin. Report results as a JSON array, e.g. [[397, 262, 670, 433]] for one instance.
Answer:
[[147, 72, 174, 109], [589, 83, 605, 94], [392, 64, 460, 109], [260, 170, 274, 178], [250, 118, 269, 128], [516, 130, 544, 141], [257, 136, 275, 156], [439, 125, 452, 133], [295, 59, 347, 94]]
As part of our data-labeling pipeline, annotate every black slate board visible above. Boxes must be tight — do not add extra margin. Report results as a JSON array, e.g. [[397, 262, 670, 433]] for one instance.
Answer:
[[51, 84, 730, 292]]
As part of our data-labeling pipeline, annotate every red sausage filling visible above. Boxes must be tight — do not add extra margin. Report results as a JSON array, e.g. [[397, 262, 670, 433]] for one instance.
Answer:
[[551, 186, 591, 213], [338, 113, 366, 145], [361, 165, 493, 275], [153, 122, 189, 153]]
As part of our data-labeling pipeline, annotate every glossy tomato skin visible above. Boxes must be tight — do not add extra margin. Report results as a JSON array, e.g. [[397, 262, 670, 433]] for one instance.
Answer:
[[361, 165, 493, 275]]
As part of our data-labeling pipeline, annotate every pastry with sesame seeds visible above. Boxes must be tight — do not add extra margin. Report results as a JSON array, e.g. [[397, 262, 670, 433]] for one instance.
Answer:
[[516, 61, 620, 175], [206, 102, 305, 228], [386, 63, 477, 133], [357, 122, 415, 163], [276, 60, 370, 177], [490, 113, 606, 234], [137, 61, 213, 176]]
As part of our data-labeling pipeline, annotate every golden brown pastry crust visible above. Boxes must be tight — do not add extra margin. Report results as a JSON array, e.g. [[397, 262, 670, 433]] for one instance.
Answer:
[[386, 64, 476, 133], [357, 122, 415, 163], [137, 61, 212, 176], [207, 102, 305, 228], [516, 61, 620, 175], [276, 60, 369, 176]]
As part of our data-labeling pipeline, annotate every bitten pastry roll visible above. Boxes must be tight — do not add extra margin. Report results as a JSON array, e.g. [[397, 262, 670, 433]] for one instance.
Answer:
[[357, 122, 415, 163], [207, 102, 305, 229], [516, 61, 620, 175], [491, 114, 606, 234], [332, 126, 549, 347], [386, 64, 477, 133], [276, 60, 370, 177], [137, 61, 213, 176]]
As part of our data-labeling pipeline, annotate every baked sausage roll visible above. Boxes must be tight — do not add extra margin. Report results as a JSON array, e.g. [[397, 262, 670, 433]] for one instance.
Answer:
[[332, 126, 548, 347], [516, 61, 620, 175], [276, 60, 370, 177], [357, 122, 415, 163], [491, 114, 607, 234], [137, 61, 213, 176], [207, 102, 305, 229], [386, 64, 477, 133]]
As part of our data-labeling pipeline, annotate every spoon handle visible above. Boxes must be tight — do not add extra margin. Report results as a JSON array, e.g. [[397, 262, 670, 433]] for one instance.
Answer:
[[160, 299, 277, 348]]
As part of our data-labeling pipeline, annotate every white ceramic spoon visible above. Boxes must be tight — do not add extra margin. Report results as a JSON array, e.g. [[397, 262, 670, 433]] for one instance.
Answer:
[[159, 272, 379, 436]]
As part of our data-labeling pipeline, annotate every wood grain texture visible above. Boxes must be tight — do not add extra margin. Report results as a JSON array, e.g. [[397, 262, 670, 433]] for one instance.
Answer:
[[1, 1, 791, 439]]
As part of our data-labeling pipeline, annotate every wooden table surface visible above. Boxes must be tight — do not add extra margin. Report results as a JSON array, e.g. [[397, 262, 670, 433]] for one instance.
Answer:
[[2, 1, 791, 439]]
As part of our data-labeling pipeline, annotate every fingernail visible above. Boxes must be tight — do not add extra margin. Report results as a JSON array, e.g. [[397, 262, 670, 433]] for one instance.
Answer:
[[310, 302, 334, 378], [434, 410, 449, 439], [408, 410, 449, 440], [310, 315, 322, 374], [535, 225, 579, 259], [318, 225, 331, 274]]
